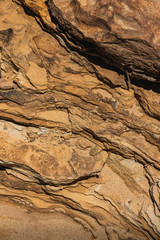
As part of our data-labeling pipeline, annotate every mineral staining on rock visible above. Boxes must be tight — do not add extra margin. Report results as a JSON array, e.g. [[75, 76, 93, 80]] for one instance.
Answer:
[[0, 0, 159, 239]]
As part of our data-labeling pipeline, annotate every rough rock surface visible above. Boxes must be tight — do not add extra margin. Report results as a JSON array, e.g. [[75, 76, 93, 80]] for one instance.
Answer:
[[0, 0, 160, 239]]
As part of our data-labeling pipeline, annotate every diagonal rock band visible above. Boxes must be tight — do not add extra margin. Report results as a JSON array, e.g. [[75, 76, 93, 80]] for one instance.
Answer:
[[15, 0, 160, 86]]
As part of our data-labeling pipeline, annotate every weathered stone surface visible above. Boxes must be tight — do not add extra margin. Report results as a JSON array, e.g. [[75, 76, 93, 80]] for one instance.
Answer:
[[47, 0, 160, 82], [0, 0, 159, 239], [17, 0, 160, 83]]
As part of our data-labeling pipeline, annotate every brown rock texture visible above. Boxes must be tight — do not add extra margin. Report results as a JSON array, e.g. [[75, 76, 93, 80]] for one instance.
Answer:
[[0, 0, 160, 239]]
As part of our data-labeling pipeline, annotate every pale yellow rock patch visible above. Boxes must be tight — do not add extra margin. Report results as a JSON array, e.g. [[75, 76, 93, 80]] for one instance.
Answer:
[[36, 110, 70, 125], [26, 61, 47, 91]]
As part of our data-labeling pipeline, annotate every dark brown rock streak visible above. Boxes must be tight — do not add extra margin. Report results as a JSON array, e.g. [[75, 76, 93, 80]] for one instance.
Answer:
[[46, 0, 160, 84]]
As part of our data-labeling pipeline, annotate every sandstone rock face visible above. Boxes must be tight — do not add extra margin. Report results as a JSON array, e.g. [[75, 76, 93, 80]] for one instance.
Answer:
[[0, 0, 160, 239]]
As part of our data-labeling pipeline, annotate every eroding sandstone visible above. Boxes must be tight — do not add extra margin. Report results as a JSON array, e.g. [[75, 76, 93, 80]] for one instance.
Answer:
[[0, 0, 159, 239]]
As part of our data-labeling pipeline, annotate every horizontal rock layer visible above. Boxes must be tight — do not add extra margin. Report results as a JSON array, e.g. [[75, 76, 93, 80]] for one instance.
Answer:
[[0, 0, 159, 239]]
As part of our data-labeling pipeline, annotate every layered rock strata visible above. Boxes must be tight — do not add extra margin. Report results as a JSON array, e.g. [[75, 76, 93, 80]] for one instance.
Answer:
[[0, 0, 159, 239]]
